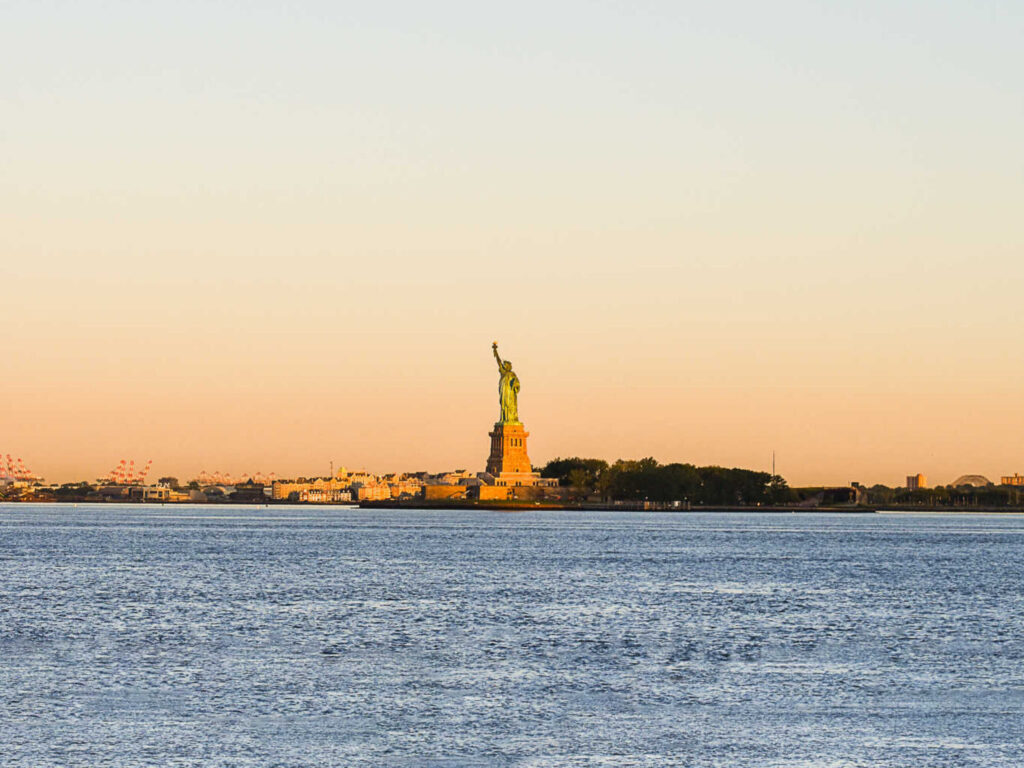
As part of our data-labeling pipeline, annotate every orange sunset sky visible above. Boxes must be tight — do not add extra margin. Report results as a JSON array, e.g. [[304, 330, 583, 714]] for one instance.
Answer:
[[3, 2, 1023, 486]]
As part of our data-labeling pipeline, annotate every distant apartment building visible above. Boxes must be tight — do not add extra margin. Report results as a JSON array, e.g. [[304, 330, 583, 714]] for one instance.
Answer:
[[1001, 474, 1024, 486], [272, 471, 429, 503], [300, 488, 352, 503], [273, 467, 510, 504], [906, 473, 927, 490], [272, 477, 352, 501], [336, 468, 377, 486], [352, 483, 393, 502], [386, 477, 425, 498]]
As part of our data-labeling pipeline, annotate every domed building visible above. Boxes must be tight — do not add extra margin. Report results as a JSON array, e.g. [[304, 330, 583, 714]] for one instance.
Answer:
[[949, 474, 992, 488]]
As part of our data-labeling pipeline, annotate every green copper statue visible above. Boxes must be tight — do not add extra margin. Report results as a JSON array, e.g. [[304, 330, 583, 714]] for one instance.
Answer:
[[492, 342, 521, 424]]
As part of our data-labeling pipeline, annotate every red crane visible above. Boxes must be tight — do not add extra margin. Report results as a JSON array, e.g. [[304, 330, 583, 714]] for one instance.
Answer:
[[0, 454, 39, 481], [107, 459, 127, 484], [105, 458, 154, 485]]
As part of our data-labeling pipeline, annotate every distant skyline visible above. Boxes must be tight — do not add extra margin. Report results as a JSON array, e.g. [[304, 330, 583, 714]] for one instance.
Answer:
[[3, 2, 1023, 485]]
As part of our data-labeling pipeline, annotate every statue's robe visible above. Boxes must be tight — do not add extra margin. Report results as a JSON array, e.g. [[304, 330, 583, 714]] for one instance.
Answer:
[[499, 371, 520, 423]]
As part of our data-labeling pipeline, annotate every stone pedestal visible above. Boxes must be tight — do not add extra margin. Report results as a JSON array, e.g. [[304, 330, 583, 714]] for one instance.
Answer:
[[486, 422, 532, 478], [484, 422, 559, 493]]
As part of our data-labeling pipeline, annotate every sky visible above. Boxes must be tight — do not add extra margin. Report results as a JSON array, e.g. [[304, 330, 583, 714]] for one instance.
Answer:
[[2, 1, 1023, 486]]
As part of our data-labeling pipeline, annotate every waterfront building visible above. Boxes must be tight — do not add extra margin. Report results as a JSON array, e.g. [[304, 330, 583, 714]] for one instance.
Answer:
[[1001, 474, 1024, 486], [272, 471, 429, 503], [352, 483, 393, 502], [272, 476, 351, 501], [386, 477, 425, 498], [906, 473, 927, 490], [143, 487, 171, 502], [300, 488, 352, 503]]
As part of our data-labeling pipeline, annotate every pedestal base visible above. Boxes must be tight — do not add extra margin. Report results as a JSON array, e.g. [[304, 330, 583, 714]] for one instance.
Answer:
[[484, 422, 559, 494], [486, 422, 532, 477]]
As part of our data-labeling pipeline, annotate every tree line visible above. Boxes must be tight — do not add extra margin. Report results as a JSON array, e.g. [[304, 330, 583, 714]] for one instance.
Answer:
[[539, 456, 792, 505], [538, 457, 1024, 508], [860, 483, 1024, 508]]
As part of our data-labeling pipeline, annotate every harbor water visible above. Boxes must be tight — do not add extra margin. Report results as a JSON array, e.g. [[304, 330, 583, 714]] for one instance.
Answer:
[[1, 505, 1022, 766]]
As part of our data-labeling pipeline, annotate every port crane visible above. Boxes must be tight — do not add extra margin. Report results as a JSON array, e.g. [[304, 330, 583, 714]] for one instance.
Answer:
[[105, 458, 154, 485], [1, 454, 39, 482]]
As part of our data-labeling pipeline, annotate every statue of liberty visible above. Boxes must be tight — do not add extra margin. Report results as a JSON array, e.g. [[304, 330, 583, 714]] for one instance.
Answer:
[[492, 342, 521, 424]]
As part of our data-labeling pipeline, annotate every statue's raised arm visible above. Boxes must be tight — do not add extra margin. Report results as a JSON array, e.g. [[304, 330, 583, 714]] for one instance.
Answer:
[[492, 341, 504, 369]]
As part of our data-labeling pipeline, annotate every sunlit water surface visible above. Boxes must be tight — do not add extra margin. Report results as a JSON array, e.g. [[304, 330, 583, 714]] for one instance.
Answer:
[[2, 504, 1023, 767]]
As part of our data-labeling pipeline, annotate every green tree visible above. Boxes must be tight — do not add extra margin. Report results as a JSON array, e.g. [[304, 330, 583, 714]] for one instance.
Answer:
[[540, 457, 608, 488], [548, 455, 793, 506], [566, 468, 593, 500], [766, 475, 794, 504]]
